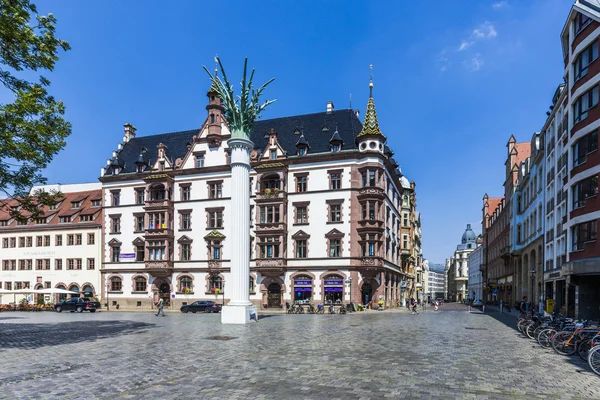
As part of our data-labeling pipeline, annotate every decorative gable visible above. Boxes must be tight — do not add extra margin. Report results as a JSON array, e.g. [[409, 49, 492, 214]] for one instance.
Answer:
[[292, 230, 310, 239], [108, 238, 122, 247], [132, 237, 145, 247], [205, 230, 226, 240], [178, 235, 193, 244], [325, 228, 344, 238], [261, 128, 287, 161]]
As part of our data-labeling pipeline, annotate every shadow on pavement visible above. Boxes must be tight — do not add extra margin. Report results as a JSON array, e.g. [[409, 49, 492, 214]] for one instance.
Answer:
[[0, 320, 154, 350]]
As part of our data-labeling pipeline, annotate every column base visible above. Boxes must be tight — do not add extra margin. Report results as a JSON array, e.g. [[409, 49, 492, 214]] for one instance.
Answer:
[[221, 305, 258, 324]]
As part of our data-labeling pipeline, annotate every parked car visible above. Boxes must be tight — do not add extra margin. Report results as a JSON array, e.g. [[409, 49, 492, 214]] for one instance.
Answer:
[[472, 299, 483, 306], [55, 297, 101, 313], [180, 300, 222, 313]]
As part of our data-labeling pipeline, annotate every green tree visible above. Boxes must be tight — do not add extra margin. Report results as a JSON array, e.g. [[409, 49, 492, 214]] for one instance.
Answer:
[[0, 0, 71, 222]]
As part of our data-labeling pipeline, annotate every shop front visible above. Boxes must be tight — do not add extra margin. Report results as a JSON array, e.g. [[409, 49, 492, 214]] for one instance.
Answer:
[[323, 276, 344, 304], [293, 276, 312, 303]]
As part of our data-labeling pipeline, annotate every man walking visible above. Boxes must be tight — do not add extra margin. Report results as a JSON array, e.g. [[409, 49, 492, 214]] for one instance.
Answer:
[[155, 298, 165, 317]]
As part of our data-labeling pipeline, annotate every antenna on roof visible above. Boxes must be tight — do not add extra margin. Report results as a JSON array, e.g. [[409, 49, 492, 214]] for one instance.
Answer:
[[214, 55, 219, 77], [349, 93, 352, 109]]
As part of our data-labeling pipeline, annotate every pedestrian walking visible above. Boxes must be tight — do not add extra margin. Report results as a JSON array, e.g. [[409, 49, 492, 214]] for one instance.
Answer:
[[411, 298, 418, 315], [155, 298, 165, 316]]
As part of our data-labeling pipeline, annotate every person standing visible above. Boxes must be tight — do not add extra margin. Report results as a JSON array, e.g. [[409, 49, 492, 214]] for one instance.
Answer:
[[155, 298, 165, 317]]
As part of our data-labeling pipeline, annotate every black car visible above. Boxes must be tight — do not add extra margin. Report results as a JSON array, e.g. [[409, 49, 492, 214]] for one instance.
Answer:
[[180, 301, 221, 313], [55, 297, 101, 313]]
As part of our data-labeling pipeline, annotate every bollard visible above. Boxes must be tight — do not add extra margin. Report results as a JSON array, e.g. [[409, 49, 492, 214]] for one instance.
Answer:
[[482, 305, 485, 313], [468, 305, 471, 313]]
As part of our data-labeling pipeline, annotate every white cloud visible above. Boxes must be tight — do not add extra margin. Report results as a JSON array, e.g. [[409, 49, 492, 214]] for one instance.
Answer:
[[459, 41, 474, 51], [472, 22, 497, 39], [464, 54, 484, 71], [492, 1, 508, 9]]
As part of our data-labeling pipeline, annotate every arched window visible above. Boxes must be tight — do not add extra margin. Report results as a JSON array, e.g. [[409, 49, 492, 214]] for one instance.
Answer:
[[293, 275, 312, 302], [69, 284, 80, 298], [56, 284, 67, 301], [180, 276, 193, 292], [110, 277, 122, 292], [260, 174, 280, 191], [82, 285, 94, 297], [135, 277, 147, 292], [323, 274, 344, 304], [249, 276, 255, 293], [209, 275, 223, 292]]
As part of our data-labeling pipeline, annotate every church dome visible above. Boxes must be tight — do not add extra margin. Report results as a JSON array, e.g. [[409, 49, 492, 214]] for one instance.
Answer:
[[461, 224, 476, 244]]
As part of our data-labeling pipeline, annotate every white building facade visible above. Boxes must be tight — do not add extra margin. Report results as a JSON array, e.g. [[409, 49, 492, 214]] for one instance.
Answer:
[[99, 83, 419, 310], [0, 183, 103, 304], [426, 264, 446, 300], [447, 224, 478, 302], [467, 245, 483, 302]]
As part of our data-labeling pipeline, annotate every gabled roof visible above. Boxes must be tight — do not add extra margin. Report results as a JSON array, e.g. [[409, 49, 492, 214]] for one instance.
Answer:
[[514, 142, 531, 166], [107, 109, 363, 175], [486, 197, 503, 216]]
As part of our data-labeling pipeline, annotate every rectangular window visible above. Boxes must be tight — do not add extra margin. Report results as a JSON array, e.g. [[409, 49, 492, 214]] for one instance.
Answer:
[[91, 199, 101, 207], [112, 246, 121, 263], [2, 238, 7, 248], [259, 237, 280, 258], [26, 260, 32, 270], [67, 259, 74, 270], [55, 259, 62, 270], [67, 234, 74, 246], [209, 183, 222, 199], [270, 150, 277, 160], [88, 233, 95, 245], [18, 237, 25, 247], [148, 240, 166, 261], [369, 201, 376, 220], [111, 217, 121, 233], [9, 237, 15, 248], [260, 206, 280, 224], [111, 191, 120, 206], [329, 204, 342, 222], [208, 211, 223, 228], [296, 206, 308, 224], [329, 239, 341, 257], [330, 173, 341, 190], [75, 259, 82, 270], [70, 201, 81, 209], [26, 236, 32, 247], [148, 212, 166, 229], [55, 235, 62, 246], [43, 235, 50, 247], [181, 185, 191, 201], [296, 240, 307, 258], [573, 85, 599, 124], [574, 40, 599, 81], [87, 258, 95, 270], [196, 155, 204, 168], [44, 259, 50, 270], [59, 216, 71, 223], [573, 130, 598, 166], [136, 189, 145, 204], [136, 245, 145, 262], [573, 175, 599, 208], [213, 246, 221, 260], [575, 12, 592, 35], [181, 244, 191, 261], [572, 219, 597, 250], [36, 259, 43, 270], [181, 213, 191, 230], [36, 236, 42, 247], [18, 260, 25, 270], [296, 176, 307, 192], [80, 214, 93, 222], [369, 171, 376, 187], [75, 234, 82, 245], [135, 215, 144, 232]]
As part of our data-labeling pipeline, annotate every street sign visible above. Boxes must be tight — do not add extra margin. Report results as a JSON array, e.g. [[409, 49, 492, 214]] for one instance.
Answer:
[[345, 280, 351, 285]]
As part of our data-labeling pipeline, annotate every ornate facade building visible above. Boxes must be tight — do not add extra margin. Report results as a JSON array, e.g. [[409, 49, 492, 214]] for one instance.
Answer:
[[446, 224, 478, 302], [0, 183, 103, 304], [98, 80, 420, 310]]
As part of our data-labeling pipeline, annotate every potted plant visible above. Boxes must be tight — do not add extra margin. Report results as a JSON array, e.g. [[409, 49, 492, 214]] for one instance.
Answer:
[[183, 287, 192, 295], [264, 188, 272, 197], [273, 188, 279, 196]]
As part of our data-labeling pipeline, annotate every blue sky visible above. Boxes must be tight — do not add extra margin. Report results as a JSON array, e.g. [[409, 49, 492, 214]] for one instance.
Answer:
[[18, 0, 573, 263]]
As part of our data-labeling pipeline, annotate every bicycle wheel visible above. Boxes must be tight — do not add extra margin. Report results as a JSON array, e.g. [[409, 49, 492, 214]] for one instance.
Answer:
[[538, 329, 556, 348], [526, 323, 538, 340], [589, 345, 600, 376], [533, 325, 546, 341], [578, 338, 593, 361], [552, 331, 578, 356]]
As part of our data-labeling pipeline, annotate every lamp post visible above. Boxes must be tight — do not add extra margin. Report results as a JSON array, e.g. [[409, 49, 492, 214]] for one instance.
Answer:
[[345, 277, 352, 310], [530, 268, 536, 311], [106, 280, 110, 311]]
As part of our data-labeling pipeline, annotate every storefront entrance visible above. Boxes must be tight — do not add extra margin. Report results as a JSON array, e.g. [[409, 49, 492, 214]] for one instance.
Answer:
[[159, 282, 171, 306], [361, 283, 372, 306], [267, 283, 281, 308]]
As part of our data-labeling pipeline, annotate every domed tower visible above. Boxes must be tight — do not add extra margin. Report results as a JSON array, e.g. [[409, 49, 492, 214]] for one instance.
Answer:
[[357, 65, 386, 154], [461, 224, 477, 247]]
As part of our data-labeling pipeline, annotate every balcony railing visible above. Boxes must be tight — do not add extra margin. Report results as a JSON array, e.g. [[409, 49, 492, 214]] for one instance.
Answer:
[[145, 260, 173, 273], [255, 190, 286, 201], [255, 258, 286, 267], [144, 199, 173, 209]]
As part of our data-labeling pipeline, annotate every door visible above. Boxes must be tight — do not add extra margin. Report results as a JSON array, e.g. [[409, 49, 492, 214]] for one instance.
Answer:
[[159, 283, 171, 306], [267, 283, 281, 308], [361, 284, 372, 306]]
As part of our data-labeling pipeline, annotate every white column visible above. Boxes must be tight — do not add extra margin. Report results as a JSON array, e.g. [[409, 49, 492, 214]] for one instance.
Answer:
[[221, 137, 256, 324]]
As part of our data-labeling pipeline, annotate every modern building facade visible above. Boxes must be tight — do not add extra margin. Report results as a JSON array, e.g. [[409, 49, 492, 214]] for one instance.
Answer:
[[468, 244, 483, 303], [0, 183, 103, 304], [559, 0, 600, 320], [98, 80, 420, 310], [511, 132, 545, 307], [427, 263, 446, 300], [446, 224, 478, 302]]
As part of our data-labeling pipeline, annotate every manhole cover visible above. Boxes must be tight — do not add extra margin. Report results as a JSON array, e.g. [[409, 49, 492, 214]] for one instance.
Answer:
[[205, 336, 238, 341], [465, 327, 488, 330]]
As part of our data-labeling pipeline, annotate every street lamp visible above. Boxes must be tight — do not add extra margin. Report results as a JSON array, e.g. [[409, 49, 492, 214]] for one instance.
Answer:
[[106, 280, 110, 311], [345, 277, 352, 311]]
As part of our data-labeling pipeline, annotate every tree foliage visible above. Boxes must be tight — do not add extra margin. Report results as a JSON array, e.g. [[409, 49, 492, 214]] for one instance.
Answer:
[[203, 57, 276, 138], [0, 0, 71, 221]]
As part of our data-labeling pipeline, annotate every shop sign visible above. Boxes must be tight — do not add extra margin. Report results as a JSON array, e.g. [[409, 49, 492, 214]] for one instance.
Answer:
[[549, 272, 561, 279], [295, 287, 312, 292], [324, 280, 343, 285], [119, 253, 136, 262], [294, 280, 311, 285], [324, 287, 343, 292]]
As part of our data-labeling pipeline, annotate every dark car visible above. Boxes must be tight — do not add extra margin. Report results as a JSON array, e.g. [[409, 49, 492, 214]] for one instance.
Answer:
[[180, 300, 221, 313], [55, 297, 101, 313]]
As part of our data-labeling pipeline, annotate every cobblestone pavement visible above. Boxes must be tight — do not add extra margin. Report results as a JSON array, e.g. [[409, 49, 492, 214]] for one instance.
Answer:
[[0, 305, 598, 400]]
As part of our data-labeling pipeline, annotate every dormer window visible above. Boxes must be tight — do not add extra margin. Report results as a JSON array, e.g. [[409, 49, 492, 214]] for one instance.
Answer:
[[91, 200, 101, 207], [137, 165, 145, 173], [59, 216, 71, 223], [71, 201, 81, 209], [270, 151, 277, 160], [196, 154, 204, 168], [159, 161, 165, 172], [298, 147, 306, 156], [35, 218, 46, 224], [332, 144, 340, 152]]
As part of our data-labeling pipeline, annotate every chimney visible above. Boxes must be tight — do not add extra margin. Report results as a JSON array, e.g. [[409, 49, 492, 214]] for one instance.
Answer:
[[326, 101, 334, 114], [123, 123, 137, 143]]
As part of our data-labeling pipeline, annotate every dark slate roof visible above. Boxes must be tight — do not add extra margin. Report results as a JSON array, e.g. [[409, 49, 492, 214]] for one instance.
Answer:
[[329, 130, 342, 143], [295, 134, 310, 147], [107, 109, 363, 175]]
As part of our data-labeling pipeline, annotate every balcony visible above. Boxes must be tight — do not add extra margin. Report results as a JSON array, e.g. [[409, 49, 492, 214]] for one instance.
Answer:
[[357, 187, 385, 199], [255, 190, 286, 202], [255, 222, 286, 233], [144, 199, 173, 210], [145, 260, 173, 277], [254, 258, 286, 275], [357, 218, 384, 231], [145, 227, 174, 238]]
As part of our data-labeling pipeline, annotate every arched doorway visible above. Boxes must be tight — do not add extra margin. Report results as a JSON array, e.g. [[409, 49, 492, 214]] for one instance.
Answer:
[[361, 283, 372, 306], [159, 282, 171, 306], [267, 282, 281, 308]]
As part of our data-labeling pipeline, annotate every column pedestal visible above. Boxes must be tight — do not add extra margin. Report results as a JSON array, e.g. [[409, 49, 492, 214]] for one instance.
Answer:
[[221, 137, 257, 324]]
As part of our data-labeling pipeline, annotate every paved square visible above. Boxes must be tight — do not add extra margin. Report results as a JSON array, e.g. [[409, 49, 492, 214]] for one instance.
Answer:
[[0, 306, 598, 399]]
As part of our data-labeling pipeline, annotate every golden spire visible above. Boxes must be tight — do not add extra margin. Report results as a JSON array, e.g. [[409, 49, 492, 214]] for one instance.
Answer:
[[358, 64, 385, 138], [209, 55, 220, 93]]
